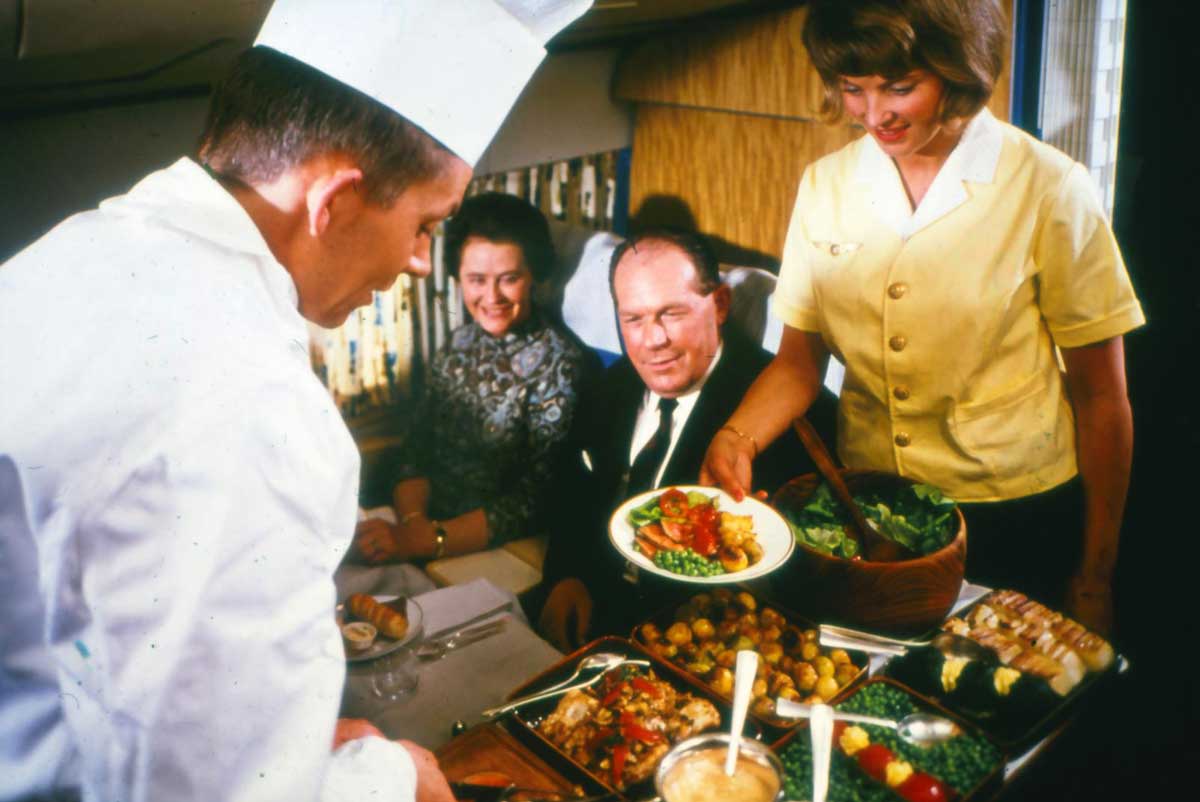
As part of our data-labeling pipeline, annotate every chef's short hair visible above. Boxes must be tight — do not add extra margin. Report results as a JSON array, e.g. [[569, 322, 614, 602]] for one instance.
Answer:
[[802, 0, 1007, 123], [443, 193, 556, 282], [197, 47, 454, 206], [609, 228, 722, 297]]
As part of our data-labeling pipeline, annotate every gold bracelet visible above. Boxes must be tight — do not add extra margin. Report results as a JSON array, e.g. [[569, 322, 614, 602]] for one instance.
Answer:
[[720, 424, 758, 457], [430, 520, 448, 560]]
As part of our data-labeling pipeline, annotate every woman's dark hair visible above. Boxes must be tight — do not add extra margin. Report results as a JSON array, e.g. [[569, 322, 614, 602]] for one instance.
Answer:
[[443, 193, 556, 282], [609, 228, 722, 296], [198, 46, 453, 206], [802, 0, 1008, 123]]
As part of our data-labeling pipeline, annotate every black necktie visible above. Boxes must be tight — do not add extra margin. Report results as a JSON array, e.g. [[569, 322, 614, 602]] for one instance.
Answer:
[[626, 397, 678, 496]]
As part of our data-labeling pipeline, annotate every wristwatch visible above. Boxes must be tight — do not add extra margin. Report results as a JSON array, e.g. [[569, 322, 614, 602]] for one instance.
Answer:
[[430, 520, 448, 560]]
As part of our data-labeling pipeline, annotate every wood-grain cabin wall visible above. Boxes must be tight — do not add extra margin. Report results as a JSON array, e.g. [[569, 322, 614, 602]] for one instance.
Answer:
[[613, 2, 1014, 265]]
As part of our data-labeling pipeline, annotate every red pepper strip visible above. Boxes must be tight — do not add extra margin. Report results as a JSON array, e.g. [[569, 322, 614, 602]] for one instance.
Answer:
[[630, 676, 661, 697], [601, 681, 626, 707], [620, 711, 664, 743], [611, 743, 628, 787]]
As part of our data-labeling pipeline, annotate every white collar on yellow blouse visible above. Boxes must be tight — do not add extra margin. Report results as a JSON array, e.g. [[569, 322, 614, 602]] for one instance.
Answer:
[[854, 107, 1004, 240]]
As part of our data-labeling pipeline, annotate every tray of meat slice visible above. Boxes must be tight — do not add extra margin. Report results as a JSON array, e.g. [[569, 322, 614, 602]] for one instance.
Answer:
[[884, 588, 1125, 749], [502, 636, 762, 799]]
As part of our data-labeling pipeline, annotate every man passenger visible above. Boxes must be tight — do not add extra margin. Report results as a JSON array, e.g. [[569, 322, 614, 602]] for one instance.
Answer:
[[537, 229, 834, 650]]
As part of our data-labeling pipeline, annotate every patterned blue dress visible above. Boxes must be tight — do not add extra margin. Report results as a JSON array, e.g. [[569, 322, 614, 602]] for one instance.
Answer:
[[397, 313, 588, 544]]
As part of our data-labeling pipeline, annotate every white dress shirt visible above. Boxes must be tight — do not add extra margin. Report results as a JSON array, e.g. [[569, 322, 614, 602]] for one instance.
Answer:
[[627, 343, 724, 488]]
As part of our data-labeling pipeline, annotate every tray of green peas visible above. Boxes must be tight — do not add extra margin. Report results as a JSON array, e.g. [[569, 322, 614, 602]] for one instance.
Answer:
[[775, 678, 1005, 802]]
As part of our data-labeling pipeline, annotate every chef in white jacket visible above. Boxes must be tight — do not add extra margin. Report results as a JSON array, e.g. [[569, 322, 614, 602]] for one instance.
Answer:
[[0, 2, 592, 801]]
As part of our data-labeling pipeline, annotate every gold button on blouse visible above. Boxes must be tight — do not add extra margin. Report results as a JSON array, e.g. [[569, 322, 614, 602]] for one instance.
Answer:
[[893, 385, 910, 401], [888, 282, 908, 300], [894, 432, 911, 447], [889, 335, 907, 352]]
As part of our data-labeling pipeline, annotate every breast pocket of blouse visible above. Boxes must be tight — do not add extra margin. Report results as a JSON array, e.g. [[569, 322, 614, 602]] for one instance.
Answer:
[[947, 371, 1055, 476]]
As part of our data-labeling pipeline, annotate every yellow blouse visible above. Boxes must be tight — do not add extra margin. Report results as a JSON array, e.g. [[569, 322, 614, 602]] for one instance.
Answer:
[[774, 110, 1144, 502]]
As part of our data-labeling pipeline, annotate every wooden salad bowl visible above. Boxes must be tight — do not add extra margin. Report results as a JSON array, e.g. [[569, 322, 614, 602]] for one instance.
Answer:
[[770, 470, 966, 636]]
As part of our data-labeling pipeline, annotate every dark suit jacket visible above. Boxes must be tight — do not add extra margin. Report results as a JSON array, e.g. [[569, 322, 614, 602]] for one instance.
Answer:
[[539, 329, 838, 637]]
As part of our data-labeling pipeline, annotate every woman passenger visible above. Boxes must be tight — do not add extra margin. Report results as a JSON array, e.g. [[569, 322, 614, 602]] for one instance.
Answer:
[[702, 0, 1143, 632], [354, 192, 590, 563]]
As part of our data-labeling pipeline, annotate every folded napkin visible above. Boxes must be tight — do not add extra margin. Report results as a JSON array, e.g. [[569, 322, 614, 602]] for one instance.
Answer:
[[414, 578, 525, 639]]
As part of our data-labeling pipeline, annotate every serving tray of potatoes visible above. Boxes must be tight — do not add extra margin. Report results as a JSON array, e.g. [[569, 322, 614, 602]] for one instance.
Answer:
[[632, 588, 869, 731]]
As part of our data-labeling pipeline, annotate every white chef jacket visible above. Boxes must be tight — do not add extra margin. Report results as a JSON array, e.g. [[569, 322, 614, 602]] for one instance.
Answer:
[[0, 158, 416, 802]]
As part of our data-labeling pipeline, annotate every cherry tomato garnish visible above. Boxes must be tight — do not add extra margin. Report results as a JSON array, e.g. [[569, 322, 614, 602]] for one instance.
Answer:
[[658, 489, 688, 518], [630, 676, 661, 697], [855, 743, 894, 783], [897, 772, 953, 802]]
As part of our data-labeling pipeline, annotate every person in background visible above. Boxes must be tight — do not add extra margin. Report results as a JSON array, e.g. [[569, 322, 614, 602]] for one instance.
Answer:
[[701, 0, 1143, 633], [354, 193, 592, 564], [0, 1, 592, 800], [538, 229, 834, 651]]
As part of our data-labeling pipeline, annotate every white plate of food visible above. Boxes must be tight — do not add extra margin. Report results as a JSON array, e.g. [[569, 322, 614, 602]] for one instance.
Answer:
[[608, 485, 794, 585], [335, 593, 424, 663]]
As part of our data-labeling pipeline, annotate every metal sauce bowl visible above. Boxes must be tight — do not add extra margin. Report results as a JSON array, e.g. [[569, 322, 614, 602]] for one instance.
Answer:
[[655, 733, 784, 802]]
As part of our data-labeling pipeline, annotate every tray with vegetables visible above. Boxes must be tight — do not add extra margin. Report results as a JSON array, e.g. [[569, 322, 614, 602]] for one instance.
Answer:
[[783, 480, 959, 560], [609, 486, 794, 584], [775, 679, 1005, 802], [633, 588, 869, 730], [884, 589, 1122, 749], [504, 636, 762, 797]]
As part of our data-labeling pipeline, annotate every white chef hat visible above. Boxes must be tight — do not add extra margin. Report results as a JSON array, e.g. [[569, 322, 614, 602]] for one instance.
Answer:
[[255, 0, 592, 167]]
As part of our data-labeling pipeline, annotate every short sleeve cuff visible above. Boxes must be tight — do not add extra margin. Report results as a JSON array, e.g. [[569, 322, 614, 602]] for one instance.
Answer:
[[771, 294, 822, 333], [321, 736, 417, 802], [1049, 303, 1146, 348]]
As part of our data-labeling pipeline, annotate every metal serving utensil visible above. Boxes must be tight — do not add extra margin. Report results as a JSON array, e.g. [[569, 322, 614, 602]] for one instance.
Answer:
[[480, 660, 650, 719], [819, 623, 993, 662], [775, 699, 962, 748], [415, 618, 507, 660]]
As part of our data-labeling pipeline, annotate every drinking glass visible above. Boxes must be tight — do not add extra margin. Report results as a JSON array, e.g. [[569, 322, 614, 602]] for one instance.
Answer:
[[369, 598, 424, 701]]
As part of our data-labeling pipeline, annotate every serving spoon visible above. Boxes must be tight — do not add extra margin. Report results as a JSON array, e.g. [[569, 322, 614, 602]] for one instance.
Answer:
[[775, 699, 961, 748], [724, 650, 759, 775], [480, 659, 649, 719], [791, 418, 914, 562], [819, 623, 993, 662]]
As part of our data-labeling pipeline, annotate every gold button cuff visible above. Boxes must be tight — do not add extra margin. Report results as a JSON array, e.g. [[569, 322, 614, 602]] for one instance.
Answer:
[[893, 385, 910, 401], [889, 335, 907, 352], [894, 432, 911, 447], [888, 282, 908, 300]]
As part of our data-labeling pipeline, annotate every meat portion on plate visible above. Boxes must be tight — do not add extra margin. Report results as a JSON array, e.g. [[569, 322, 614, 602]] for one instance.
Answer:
[[537, 666, 721, 789]]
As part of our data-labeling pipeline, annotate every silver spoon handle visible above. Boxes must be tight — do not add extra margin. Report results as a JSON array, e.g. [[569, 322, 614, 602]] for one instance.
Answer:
[[481, 661, 649, 719], [774, 698, 898, 730], [819, 624, 927, 649], [817, 631, 907, 657]]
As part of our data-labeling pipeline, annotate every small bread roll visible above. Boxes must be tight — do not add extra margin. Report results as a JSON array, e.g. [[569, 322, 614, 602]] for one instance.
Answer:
[[347, 594, 408, 639]]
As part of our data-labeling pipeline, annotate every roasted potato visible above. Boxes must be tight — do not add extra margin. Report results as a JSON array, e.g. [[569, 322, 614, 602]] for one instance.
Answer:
[[815, 675, 839, 701], [709, 667, 734, 696], [800, 641, 820, 662], [691, 618, 715, 641], [760, 608, 785, 628], [834, 662, 859, 686], [715, 649, 737, 669], [666, 621, 693, 646], [793, 661, 818, 692], [639, 622, 662, 643], [734, 591, 757, 612], [759, 642, 784, 665], [751, 697, 776, 717], [813, 656, 835, 679], [760, 624, 783, 643], [769, 671, 795, 696], [829, 648, 852, 666]]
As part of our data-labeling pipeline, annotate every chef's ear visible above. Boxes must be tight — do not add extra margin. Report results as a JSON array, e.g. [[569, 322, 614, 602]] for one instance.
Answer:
[[307, 168, 364, 238]]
